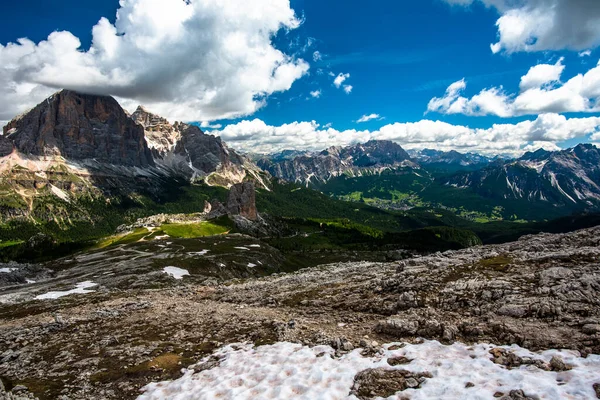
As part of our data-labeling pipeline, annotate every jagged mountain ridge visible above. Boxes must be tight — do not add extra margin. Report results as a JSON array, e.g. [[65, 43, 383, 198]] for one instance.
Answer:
[[130, 105, 267, 188], [257, 140, 416, 185], [444, 143, 600, 208]]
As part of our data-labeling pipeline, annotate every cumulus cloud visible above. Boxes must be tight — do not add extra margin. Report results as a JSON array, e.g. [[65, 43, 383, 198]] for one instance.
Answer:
[[427, 58, 600, 117], [357, 114, 383, 123], [333, 73, 350, 88], [0, 0, 309, 126], [343, 85, 353, 94], [309, 90, 322, 98], [519, 58, 564, 91], [442, 0, 600, 54], [213, 113, 600, 155]]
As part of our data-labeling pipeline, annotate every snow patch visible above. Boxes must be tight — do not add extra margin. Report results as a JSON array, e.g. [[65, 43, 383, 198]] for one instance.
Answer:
[[50, 184, 70, 203], [35, 281, 97, 300], [249, 244, 261, 248], [247, 263, 257, 268], [189, 250, 209, 256], [163, 267, 190, 280], [548, 172, 577, 203], [0, 268, 17, 273], [234, 246, 250, 250], [138, 340, 600, 400]]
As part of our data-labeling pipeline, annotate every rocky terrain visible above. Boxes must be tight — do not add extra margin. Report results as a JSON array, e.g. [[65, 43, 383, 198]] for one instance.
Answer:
[[0, 226, 598, 399]]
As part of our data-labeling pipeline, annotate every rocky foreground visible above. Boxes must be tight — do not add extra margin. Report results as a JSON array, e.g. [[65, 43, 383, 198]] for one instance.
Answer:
[[0, 227, 599, 399]]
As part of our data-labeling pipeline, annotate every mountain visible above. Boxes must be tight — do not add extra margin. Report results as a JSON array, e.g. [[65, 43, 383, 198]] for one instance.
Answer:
[[410, 149, 493, 172], [4, 90, 154, 167], [258, 140, 415, 185], [444, 143, 600, 210], [130, 105, 268, 188], [0, 90, 268, 231]]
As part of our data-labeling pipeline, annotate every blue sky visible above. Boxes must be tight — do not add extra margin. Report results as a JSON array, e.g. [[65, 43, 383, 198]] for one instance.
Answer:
[[1, 0, 600, 154]]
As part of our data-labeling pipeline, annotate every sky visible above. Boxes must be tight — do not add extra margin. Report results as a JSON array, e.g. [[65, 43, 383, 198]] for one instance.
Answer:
[[1, 0, 600, 155]]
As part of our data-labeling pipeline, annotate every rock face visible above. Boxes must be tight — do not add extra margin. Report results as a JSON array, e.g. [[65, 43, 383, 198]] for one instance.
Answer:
[[173, 124, 245, 175], [131, 106, 180, 156], [3, 90, 154, 167], [226, 182, 257, 220], [0, 135, 13, 157], [130, 104, 267, 188], [258, 140, 414, 185]]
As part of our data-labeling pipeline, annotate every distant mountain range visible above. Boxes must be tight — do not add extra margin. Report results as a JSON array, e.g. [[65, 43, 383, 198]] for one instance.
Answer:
[[1, 89, 600, 226], [444, 143, 600, 209], [257, 140, 416, 184]]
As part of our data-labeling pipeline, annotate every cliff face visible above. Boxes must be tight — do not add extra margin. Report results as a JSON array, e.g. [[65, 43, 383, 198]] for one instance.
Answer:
[[131, 106, 180, 156], [3, 90, 154, 167]]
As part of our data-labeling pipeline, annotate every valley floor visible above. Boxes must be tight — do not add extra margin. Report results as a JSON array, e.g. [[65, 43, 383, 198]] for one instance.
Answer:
[[0, 227, 599, 399]]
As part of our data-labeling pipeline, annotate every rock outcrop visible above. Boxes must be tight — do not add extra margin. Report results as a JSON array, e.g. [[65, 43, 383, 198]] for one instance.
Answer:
[[226, 182, 257, 221], [131, 106, 180, 156], [3, 90, 154, 167]]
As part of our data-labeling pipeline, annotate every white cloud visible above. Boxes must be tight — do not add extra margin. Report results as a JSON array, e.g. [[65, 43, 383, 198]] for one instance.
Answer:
[[200, 121, 223, 130], [442, 0, 600, 54], [519, 58, 564, 91], [428, 58, 600, 117], [309, 90, 321, 98], [213, 113, 600, 155], [333, 73, 350, 88], [579, 50, 592, 57], [357, 114, 383, 123], [313, 51, 322, 62], [343, 85, 353, 94], [0, 0, 309, 125]]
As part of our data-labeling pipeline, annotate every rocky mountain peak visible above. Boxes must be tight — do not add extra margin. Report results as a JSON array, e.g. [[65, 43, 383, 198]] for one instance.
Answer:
[[3, 90, 154, 167], [131, 105, 180, 155]]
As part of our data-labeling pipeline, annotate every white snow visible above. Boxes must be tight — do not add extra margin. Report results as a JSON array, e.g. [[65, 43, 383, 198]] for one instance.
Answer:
[[35, 281, 97, 300], [247, 263, 257, 268], [189, 250, 209, 256], [548, 172, 577, 203], [234, 246, 250, 250], [138, 340, 600, 400], [154, 235, 170, 240], [163, 267, 190, 280], [26, 279, 36, 284], [0, 268, 16, 273], [249, 244, 261, 248], [521, 159, 548, 173]]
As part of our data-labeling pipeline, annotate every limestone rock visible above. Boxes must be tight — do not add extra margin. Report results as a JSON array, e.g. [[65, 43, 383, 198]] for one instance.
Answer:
[[227, 182, 257, 221], [3, 90, 154, 167]]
